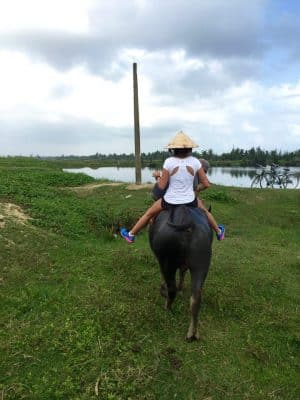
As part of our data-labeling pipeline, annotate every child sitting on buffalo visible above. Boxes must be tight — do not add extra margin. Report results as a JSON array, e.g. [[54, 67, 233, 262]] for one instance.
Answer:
[[120, 131, 225, 243]]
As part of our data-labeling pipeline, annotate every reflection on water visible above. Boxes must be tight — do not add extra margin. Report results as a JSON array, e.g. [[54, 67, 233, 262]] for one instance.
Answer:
[[63, 166, 300, 188], [208, 167, 257, 187], [209, 167, 257, 182], [227, 168, 256, 178]]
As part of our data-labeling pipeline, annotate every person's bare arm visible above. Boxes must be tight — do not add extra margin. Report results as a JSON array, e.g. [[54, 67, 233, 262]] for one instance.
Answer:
[[196, 167, 210, 192], [156, 168, 169, 190]]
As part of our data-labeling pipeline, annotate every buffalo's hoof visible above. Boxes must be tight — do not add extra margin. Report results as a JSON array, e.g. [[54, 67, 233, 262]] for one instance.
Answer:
[[186, 335, 200, 342], [160, 283, 168, 298], [186, 332, 200, 342], [164, 300, 173, 310]]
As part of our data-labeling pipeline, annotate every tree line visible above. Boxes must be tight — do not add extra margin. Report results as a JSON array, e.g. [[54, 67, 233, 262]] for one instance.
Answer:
[[51, 147, 299, 167]]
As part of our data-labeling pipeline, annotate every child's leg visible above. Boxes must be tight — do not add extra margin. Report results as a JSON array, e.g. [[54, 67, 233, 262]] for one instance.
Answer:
[[204, 210, 220, 234], [130, 199, 163, 235], [197, 199, 221, 234], [197, 199, 225, 240]]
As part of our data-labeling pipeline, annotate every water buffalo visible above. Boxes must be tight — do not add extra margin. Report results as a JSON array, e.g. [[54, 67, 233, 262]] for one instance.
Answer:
[[149, 205, 213, 340]]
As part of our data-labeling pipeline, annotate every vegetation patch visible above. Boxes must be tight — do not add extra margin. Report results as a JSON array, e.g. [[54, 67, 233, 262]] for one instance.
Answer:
[[203, 188, 237, 203]]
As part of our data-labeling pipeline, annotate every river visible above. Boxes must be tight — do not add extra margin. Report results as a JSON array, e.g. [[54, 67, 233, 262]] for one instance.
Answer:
[[63, 166, 300, 188]]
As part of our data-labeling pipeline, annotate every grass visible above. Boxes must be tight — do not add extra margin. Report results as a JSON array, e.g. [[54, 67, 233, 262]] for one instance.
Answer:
[[0, 159, 299, 399]]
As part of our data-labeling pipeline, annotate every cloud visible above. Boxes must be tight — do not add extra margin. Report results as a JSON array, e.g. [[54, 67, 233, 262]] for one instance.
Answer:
[[0, 32, 116, 72], [0, 0, 91, 34], [242, 122, 259, 133], [0, 50, 134, 126], [0, 0, 299, 156], [289, 124, 300, 138], [89, 0, 267, 57], [0, 0, 267, 73], [1, 50, 299, 156], [268, 11, 300, 62], [0, 118, 133, 156]]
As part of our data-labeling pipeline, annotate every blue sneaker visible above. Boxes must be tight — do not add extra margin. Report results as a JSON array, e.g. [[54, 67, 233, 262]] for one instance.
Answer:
[[120, 228, 135, 243], [216, 224, 225, 241]]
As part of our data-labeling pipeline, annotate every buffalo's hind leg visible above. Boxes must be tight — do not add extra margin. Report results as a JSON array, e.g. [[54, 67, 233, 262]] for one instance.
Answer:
[[186, 267, 208, 341], [177, 265, 188, 291], [186, 290, 202, 341], [160, 281, 168, 298], [159, 257, 178, 310], [164, 273, 177, 310], [160, 265, 185, 298]]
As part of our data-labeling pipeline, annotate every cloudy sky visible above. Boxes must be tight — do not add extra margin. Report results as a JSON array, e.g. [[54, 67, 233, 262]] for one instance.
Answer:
[[0, 0, 300, 156]]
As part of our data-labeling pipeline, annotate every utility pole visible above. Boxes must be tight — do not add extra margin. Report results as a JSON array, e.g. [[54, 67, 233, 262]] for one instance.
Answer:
[[133, 62, 142, 185]]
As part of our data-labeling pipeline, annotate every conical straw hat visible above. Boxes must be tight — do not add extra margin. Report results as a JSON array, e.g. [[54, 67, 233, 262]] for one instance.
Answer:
[[165, 131, 198, 149]]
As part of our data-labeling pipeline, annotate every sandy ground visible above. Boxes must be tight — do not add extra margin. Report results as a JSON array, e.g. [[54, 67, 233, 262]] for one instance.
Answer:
[[0, 202, 31, 229], [125, 183, 153, 190], [68, 182, 153, 193]]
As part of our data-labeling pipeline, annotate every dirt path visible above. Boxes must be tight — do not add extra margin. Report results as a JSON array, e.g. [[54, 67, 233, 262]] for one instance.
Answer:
[[69, 182, 123, 191], [68, 182, 153, 193]]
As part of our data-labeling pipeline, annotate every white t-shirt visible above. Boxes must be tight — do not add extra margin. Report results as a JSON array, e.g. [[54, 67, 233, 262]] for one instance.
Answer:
[[163, 156, 201, 204]]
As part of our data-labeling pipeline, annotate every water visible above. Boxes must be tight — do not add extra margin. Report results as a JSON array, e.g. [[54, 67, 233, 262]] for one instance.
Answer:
[[63, 166, 300, 188]]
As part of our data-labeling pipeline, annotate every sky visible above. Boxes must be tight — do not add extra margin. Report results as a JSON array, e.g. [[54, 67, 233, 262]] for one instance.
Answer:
[[0, 0, 300, 156]]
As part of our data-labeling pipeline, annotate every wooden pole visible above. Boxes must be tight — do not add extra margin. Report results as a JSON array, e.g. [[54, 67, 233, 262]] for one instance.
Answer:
[[133, 62, 142, 185]]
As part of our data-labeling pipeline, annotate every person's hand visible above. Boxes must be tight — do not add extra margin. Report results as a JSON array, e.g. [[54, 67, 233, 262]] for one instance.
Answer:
[[196, 183, 210, 192], [152, 170, 162, 180]]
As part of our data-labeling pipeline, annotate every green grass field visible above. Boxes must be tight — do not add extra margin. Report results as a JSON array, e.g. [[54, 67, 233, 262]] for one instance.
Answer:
[[0, 158, 299, 399]]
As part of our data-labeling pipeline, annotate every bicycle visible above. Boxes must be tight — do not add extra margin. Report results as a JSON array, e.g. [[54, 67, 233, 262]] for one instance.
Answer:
[[250, 164, 275, 188], [280, 167, 299, 189], [259, 164, 284, 188], [251, 165, 266, 188], [251, 164, 299, 189]]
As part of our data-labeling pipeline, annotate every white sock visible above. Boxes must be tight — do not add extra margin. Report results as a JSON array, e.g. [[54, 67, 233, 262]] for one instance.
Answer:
[[129, 231, 135, 237]]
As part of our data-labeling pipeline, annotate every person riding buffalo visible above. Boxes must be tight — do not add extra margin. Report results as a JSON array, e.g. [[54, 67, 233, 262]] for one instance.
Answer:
[[120, 131, 225, 243]]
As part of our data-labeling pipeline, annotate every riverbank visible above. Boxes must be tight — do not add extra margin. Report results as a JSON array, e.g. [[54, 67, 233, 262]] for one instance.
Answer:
[[63, 165, 300, 188], [1, 155, 299, 169], [0, 163, 299, 399]]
